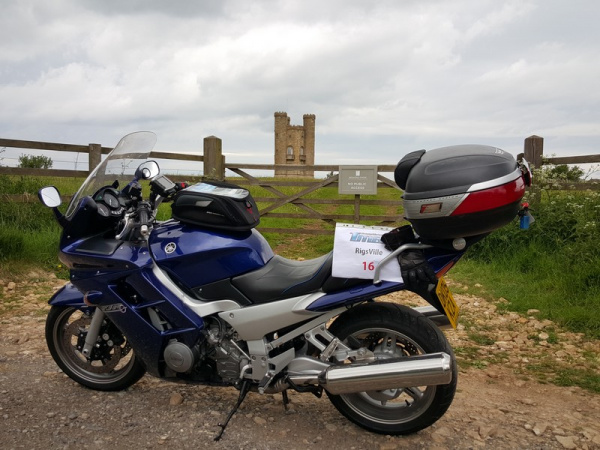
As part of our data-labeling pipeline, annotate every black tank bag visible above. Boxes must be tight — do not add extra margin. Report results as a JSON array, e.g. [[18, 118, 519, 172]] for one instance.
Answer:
[[171, 181, 260, 231]]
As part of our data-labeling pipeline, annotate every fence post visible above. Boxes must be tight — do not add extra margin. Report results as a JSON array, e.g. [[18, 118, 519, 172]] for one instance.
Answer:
[[88, 143, 102, 173], [354, 195, 360, 223], [203, 136, 224, 180], [524, 135, 543, 169], [524, 135, 543, 204]]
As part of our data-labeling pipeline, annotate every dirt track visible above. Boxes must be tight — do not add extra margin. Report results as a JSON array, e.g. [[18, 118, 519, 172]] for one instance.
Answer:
[[1, 272, 599, 449]]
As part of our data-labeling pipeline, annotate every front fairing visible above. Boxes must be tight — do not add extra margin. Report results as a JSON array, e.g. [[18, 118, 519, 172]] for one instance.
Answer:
[[59, 237, 152, 282], [49, 283, 86, 308]]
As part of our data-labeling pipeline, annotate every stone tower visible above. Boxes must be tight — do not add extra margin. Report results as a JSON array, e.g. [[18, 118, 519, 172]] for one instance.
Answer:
[[274, 112, 315, 177]]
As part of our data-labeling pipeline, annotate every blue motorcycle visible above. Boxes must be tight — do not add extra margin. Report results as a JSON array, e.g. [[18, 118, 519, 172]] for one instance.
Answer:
[[38, 131, 531, 439]]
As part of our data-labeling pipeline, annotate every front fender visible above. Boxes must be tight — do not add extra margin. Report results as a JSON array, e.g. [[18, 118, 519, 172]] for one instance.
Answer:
[[49, 283, 85, 307]]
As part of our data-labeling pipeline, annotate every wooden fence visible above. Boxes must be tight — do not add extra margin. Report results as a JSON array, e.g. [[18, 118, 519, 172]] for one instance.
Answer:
[[523, 135, 600, 190], [0, 136, 403, 234], [0, 137, 205, 178], [2, 134, 599, 234]]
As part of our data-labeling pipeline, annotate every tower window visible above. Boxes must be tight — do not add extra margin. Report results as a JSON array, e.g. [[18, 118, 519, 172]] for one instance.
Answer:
[[286, 146, 294, 161]]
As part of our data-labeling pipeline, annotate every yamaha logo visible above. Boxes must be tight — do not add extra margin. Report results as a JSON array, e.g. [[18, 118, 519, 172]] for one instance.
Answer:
[[165, 242, 177, 254]]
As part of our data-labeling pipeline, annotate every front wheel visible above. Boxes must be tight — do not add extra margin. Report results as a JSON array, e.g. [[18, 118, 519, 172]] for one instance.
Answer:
[[46, 306, 146, 391], [327, 302, 457, 435]]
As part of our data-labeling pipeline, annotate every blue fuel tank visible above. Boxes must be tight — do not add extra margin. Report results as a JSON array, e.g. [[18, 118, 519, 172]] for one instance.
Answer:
[[149, 221, 274, 291]]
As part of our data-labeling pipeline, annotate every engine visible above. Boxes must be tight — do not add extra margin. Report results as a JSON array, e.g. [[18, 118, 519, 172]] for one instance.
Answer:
[[164, 340, 198, 373], [204, 317, 249, 384], [162, 316, 249, 385]]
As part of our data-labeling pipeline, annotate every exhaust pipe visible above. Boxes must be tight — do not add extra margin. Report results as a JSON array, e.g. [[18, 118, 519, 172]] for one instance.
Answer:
[[317, 352, 453, 395]]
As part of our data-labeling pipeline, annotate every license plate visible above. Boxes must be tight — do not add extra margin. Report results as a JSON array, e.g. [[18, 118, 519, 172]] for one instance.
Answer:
[[435, 277, 459, 329]]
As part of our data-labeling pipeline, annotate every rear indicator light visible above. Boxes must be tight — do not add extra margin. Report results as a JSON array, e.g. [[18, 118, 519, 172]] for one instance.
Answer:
[[420, 203, 443, 214]]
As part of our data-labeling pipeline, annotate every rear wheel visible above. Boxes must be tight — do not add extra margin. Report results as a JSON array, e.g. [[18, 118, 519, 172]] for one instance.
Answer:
[[327, 302, 457, 435], [46, 306, 146, 391]]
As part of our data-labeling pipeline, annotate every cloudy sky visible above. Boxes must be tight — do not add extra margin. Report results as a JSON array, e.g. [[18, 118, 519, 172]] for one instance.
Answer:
[[1, 0, 599, 175]]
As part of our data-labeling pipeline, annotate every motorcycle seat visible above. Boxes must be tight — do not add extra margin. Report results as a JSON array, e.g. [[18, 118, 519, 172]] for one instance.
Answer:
[[231, 252, 333, 304]]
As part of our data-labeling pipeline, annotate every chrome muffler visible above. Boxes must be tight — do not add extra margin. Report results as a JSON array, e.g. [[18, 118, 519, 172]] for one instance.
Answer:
[[317, 352, 453, 395]]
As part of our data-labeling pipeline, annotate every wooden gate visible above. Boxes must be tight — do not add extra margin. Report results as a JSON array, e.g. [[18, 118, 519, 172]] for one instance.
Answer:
[[226, 163, 404, 235]]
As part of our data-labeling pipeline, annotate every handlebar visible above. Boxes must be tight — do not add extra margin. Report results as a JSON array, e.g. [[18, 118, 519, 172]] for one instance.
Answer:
[[138, 203, 150, 237], [115, 201, 153, 240], [114, 174, 185, 241]]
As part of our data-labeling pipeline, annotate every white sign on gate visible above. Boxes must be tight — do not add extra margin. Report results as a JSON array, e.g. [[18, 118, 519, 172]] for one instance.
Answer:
[[338, 165, 378, 195], [332, 223, 403, 283]]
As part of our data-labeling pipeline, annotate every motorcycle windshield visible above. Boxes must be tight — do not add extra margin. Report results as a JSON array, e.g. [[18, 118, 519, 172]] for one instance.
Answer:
[[66, 131, 157, 218]]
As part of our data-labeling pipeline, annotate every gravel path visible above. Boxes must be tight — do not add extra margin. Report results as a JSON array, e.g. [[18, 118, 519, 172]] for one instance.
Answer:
[[1, 272, 599, 449]]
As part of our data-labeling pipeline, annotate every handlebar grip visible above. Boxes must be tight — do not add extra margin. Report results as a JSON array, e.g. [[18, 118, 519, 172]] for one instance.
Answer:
[[138, 205, 150, 237], [138, 207, 149, 226]]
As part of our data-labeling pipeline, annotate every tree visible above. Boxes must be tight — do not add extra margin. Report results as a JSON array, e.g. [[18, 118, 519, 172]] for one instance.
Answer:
[[542, 164, 584, 181], [18, 154, 53, 169]]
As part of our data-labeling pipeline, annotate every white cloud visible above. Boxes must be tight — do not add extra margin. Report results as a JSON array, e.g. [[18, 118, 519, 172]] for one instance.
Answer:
[[0, 0, 599, 165]]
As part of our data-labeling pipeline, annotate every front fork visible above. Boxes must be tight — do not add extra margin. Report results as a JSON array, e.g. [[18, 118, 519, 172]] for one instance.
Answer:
[[81, 308, 106, 358]]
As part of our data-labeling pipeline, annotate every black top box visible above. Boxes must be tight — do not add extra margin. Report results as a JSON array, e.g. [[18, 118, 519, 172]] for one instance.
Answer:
[[395, 145, 526, 240]]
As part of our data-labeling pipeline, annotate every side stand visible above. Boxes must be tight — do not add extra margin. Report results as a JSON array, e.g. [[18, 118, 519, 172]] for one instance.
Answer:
[[282, 390, 290, 411], [214, 380, 251, 441]]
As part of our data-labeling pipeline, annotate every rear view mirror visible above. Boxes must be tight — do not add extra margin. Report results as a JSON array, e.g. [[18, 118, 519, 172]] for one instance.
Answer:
[[135, 160, 160, 180], [38, 186, 62, 208]]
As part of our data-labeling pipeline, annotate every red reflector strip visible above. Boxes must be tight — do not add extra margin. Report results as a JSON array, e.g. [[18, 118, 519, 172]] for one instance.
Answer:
[[436, 260, 456, 278], [451, 177, 525, 216]]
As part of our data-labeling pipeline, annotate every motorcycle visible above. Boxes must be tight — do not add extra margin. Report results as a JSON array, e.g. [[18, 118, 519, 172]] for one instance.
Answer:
[[38, 131, 532, 440]]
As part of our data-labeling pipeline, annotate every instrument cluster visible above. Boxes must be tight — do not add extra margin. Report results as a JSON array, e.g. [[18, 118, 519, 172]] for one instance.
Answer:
[[93, 188, 125, 217]]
